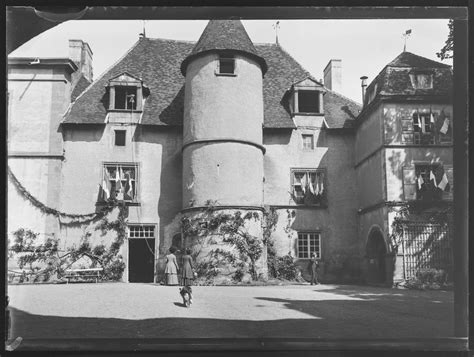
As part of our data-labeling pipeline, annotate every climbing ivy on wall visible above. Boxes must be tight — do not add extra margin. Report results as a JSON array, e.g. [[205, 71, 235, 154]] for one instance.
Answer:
[[181, 202, 263, 282], [7, 166, 129, 282], [8, 166, 115, 225]]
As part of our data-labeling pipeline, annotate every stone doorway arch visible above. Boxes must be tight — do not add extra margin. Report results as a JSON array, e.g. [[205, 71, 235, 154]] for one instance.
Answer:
[[366, 226, 387, 285]]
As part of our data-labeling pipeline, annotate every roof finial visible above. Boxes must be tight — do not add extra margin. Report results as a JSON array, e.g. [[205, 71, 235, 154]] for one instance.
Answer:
[[139, 20, 147, 39], [273, 21, 280, 45], [402, 29, 412, 52]]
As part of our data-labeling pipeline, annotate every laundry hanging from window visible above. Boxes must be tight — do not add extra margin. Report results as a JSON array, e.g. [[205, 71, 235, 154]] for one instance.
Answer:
[[292, 170, 325, 205], [99, 164, 137, 202]]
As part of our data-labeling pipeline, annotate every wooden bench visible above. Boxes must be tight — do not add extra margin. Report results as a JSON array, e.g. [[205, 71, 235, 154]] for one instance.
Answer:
[[64, 268, 103, 283]]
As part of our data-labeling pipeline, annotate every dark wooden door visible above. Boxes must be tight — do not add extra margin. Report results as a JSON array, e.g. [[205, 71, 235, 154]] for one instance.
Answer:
[[129, 239, 155, 283]]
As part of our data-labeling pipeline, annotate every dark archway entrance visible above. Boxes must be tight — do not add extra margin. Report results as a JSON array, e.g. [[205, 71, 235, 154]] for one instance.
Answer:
[[366, 228, 387, 285]]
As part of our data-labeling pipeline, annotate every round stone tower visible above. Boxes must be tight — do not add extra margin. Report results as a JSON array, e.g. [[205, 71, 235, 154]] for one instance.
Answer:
[[180, 20, 268, 282]]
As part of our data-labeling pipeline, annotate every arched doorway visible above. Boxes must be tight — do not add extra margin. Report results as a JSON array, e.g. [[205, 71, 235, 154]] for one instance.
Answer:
[[366, 227, 387, 285]]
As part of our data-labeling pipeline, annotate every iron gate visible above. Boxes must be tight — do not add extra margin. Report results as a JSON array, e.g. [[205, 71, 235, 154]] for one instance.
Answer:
[[401, 222, 452, 280]]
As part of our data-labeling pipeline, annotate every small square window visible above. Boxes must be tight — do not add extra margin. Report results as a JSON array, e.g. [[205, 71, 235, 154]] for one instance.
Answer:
[[219, 56, 235, 74], [115, 130, 126, 146], [302, 134, 314, 150]]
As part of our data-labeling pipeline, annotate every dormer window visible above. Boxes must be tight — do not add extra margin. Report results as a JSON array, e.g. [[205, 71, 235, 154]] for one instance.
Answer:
[[114, 86, 137, 110], [298, 90, 320, 113], [216, 55, 236, 76], [107, 73, 144, 111], [409, 70, 434, 90], [288, 77, 325, 115]]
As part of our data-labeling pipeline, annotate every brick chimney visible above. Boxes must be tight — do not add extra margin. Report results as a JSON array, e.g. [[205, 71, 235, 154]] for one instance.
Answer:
[[323, 59, 342, 93], [69, 39, 93, 83]]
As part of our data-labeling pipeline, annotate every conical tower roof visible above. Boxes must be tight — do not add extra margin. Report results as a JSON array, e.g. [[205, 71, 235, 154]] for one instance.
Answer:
[[181, 20, 268, 75]]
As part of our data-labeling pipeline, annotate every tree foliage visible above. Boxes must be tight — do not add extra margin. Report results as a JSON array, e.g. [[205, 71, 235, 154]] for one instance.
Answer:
[[436, 19, 453, 60]]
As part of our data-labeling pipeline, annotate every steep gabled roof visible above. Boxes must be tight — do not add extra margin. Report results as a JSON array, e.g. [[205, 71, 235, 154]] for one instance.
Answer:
[[361, 51, 453, 108], [181, 20, 267, 75], [257, 43, 360, 129], [387, 51, 451, 68], [64, 38, 360, 129], [64, 38, 194, 125], [71, 74, 91, 102]]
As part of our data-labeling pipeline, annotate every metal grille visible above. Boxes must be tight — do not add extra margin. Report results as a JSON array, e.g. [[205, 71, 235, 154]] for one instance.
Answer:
[[401, 222, 452, 280]]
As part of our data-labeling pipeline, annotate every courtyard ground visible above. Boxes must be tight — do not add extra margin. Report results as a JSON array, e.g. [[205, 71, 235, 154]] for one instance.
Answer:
[[6, 283, 465, 351]]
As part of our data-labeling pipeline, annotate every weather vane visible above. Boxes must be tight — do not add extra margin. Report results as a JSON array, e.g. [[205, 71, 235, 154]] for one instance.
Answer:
[[402, 29, 412, 52], [273, 21, 280, 45]]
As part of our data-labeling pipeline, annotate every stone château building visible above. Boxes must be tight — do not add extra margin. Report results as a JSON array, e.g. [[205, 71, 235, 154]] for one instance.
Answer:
[[7, 20, 453, 284]]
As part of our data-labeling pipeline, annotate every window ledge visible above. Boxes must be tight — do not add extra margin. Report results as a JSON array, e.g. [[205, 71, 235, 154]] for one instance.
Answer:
[[271, 204, 328, 209], [96, 201, 141, 207], [107, 109, 142, 113], [293, 112, 324, 116], [215, 73, 237, 77]]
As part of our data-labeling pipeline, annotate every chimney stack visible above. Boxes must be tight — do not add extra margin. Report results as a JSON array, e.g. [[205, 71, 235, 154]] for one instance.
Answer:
[[360, 76, 368, 106], [69, 39, 93, 83], [323, 59, 342, 93]]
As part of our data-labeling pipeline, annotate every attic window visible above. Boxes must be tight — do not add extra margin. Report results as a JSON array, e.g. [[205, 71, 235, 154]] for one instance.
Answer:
[[115, 86, 137, 110], [107, 73, 144, 112], [218, 56, 235, 75], [298, 90, 320, 113], [415, 74, 433, 89], [409, 71, 433, 90]]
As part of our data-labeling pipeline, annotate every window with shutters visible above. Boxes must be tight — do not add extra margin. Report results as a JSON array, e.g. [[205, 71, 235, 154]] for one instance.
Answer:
[[402, 164, 453, 201], [297, 232, 321, 259], [401, 110, 452, 145], [291, 169, 326, 206]]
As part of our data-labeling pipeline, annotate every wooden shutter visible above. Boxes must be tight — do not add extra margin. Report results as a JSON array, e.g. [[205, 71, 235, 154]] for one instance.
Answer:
[[402, 166, 417, 201], [442, 165, 453, 200]]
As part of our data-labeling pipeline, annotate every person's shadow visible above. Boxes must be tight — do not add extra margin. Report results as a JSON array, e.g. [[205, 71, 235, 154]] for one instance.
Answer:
[[173, 302, 187, 308]]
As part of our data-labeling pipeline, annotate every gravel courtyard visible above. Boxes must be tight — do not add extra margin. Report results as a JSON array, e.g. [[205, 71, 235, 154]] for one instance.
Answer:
[[7, 283, 455, 342]]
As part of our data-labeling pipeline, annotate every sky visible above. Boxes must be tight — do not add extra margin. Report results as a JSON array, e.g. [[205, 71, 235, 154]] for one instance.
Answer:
[[10, 19, 452, 104]]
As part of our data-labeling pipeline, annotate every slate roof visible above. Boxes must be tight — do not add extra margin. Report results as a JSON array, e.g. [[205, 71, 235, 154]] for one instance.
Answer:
[[63, 37, 360, 129], [363, 51, 453, 107], [387, 51, 451, 68], [64, 38, 194, 126], [71, 74, 91, 102], [181, 20, 267, 75]]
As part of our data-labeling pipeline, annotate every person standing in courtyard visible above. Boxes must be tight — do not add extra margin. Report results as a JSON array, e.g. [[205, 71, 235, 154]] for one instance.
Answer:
[[164, 246, 179, 286], [309, 252, 320, 285], [181, 248, 194, 287]]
